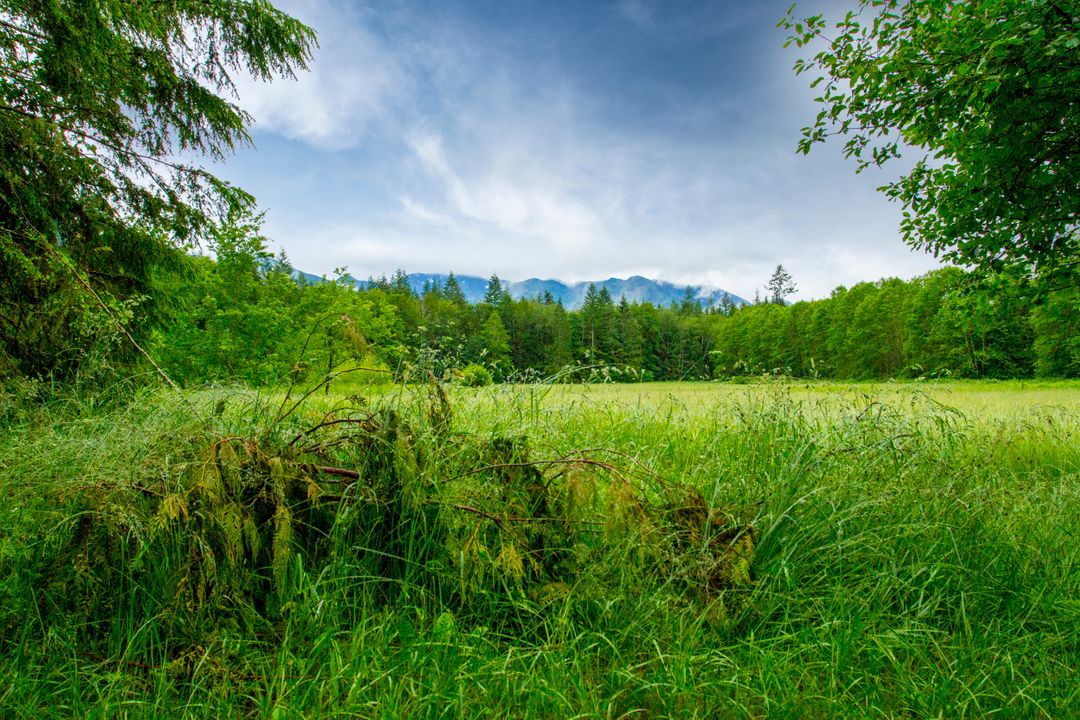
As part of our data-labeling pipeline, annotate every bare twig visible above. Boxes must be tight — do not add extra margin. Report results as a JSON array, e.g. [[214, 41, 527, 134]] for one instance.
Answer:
[[287, 415, 377, 447], [559, 447, 672, 490]]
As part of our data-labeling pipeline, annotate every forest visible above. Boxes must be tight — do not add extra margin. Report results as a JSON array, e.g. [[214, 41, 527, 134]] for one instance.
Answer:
[[138, 242, 1080, 391]]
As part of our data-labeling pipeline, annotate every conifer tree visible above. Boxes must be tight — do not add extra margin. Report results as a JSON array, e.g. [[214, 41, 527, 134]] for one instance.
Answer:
[[616, 297, 644, 370], [483, 273, 509, 306], [0, 0, 316, 378], [767, 265, 797, 305], [391, 269, 415, 296], [678, 286, 702, 315], [444, 272, 468, 306]]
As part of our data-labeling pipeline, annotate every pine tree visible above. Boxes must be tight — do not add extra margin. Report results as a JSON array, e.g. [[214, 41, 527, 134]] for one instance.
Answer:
[[678, 286, 702, 315], [391, 269, 415, 296], [616, 297, 644, 371], [581, 283, 600, 311], [767, 265, 797, 305], [483, 273, 508, 306], [268, 249, 294, 277], [0, 0, 315, 379], [580, 284, 617, 362], [444, 272, 468, 306]]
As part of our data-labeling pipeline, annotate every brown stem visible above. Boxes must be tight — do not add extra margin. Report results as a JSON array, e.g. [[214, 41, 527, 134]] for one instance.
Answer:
[[315, 465, 360, 480]]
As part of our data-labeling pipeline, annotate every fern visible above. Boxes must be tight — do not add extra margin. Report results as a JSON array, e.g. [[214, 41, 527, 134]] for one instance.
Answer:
[[272, 503, 293, 598]]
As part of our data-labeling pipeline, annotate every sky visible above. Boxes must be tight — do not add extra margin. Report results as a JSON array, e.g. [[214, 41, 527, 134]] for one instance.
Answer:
[[213, 0, 943, 301]]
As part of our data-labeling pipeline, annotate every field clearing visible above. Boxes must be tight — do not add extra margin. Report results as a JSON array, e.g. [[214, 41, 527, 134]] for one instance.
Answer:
[[1, 379, 1077, 717], [474, 379, 1080, 417], [343, 378, 1080, 427]]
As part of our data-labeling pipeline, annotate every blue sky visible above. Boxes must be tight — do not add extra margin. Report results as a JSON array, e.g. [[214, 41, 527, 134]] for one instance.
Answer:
[[216, 0, 941, 300]]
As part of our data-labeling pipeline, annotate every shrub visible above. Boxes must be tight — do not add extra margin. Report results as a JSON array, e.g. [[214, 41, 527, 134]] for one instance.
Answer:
[[458, 363, 494, 387]]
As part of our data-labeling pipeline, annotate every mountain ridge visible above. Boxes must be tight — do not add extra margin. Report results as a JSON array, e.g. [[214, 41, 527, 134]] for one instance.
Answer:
[[296, 271, 748, 311]]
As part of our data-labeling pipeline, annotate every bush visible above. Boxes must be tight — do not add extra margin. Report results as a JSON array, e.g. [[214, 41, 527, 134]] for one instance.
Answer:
[[458, 363, 493, 387]]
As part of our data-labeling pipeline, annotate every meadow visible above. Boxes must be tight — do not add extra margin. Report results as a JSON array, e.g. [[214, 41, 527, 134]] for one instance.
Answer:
[[0, 379, 1077, 718]]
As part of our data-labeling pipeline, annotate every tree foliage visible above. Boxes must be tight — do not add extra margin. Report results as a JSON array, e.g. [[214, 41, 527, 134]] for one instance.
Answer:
[[151, 251, 1077, 386], [0, 0, 316, 378], [767, 264, 797, 305], [781, 0, 1080, 285]]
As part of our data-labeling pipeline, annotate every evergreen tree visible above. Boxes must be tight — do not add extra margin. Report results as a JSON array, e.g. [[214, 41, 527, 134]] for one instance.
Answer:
[[767, 265, 797, 305], [581, 284, 600, 310], [268, 250, 294, 277], [575, 284, 600, 359], [0, 0, 314, 379], [391, 269, 414, 296], [579, 285, 617, 362], [483, 273, 508, 306], [444, 272, 468, 306], [616, 297, 644, 371], [678, 286, 702, 315]]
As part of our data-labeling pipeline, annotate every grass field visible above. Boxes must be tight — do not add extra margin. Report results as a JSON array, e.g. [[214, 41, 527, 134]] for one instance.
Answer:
[[468, 378, 1080, 415], [0, 379, 1077, 718]]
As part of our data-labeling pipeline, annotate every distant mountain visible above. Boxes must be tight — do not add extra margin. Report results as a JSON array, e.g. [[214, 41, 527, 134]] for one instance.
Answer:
[[503, 275, 748, 310], [295, 271, 747, 311]]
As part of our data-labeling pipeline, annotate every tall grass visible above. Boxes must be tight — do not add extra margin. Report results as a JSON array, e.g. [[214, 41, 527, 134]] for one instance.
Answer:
[[0, 380, 1077, 718]]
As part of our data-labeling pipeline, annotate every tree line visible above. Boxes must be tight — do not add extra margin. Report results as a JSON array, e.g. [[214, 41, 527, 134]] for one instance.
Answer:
[[145, 235, 1078, 387]]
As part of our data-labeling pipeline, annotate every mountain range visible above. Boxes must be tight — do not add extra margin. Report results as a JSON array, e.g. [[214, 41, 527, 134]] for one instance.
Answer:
[[296, 271, 748, 311]]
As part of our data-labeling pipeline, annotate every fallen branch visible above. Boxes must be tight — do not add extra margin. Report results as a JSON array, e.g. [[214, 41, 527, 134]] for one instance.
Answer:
[[315, 465, 360, 480]]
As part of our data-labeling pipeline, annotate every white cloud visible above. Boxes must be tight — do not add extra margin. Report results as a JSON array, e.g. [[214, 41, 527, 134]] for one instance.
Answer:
[[406, 125, 607, 252], [399, 195, 460, 231], [232, 0, 406, 149], [227, 1, 944, 300]]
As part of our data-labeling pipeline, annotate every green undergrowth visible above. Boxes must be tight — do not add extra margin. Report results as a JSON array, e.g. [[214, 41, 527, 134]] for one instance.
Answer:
[[0, 380, 1077, 718]]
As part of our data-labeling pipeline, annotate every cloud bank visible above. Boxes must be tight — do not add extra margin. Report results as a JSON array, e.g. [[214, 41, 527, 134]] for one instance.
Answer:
[[218, 0, 941, 300]]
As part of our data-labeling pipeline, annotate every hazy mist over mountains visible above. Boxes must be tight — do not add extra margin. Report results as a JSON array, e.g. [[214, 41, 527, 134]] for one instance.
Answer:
[[297, 271, 748, 311]]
